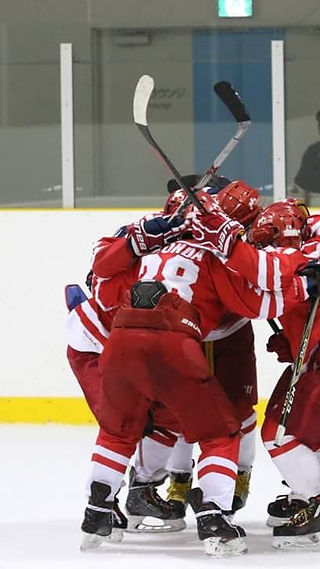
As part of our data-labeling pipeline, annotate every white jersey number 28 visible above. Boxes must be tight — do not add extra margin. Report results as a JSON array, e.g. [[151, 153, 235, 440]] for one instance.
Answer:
[[138, 253, 200, 302]]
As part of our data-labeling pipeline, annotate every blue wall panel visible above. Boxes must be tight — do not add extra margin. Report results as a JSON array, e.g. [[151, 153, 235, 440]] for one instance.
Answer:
[[193, 29, 285, 194]]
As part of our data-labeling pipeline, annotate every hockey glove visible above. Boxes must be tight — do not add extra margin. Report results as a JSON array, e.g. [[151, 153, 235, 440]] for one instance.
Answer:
[[267, 332, 293, 363], [128, 214, 191, 257], [298, 260, 320, 299], [190, 208, 244, 257], [85, 270, 93, 292]]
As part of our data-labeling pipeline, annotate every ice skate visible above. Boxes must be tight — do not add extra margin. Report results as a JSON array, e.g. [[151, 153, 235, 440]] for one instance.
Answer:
[[113, 494, 128, 530], [80, 481, 124, 550], [272, 494, 320, 550], [267, 493, 308, 527], [125, 467, 186, 532], [165, 471, 192, 526], [188, 487, 247, 558], [231, 469, 252, 514]]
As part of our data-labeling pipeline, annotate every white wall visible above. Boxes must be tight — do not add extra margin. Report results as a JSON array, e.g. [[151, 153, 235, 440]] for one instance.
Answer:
[[0, 209, 286, 399]]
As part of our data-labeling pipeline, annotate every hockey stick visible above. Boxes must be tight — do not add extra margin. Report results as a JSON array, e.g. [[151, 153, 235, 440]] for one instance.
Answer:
[[275, 296, 320, 446], [196, 81, 251, 189], [268, 319, 282, 333], [133, 75, 206, 213], [171, 81, 252, 219]]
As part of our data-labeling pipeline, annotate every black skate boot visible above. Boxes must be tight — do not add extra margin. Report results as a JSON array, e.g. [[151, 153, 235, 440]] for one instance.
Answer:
[[187, 487, 247, 557], [272, 494, 320, 550], [81, 481, 124, 550], [231, 469, 252, 514], [266, 493, 309, 527], [113, 494, 128, 530], [125, 467, 186, 533]]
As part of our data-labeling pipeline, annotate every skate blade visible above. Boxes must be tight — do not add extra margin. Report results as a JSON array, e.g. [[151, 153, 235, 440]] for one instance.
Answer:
[[272, 532, 320, 551], [126, 515, 186, 533], [266, 515, 290, 528], [204, 536, 248, 558], [80, 528, 124, 551]]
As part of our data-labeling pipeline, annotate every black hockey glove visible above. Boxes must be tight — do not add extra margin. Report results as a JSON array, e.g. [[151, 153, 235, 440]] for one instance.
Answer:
[[85, 270, 93, 292], [298, 260, 320, 299]]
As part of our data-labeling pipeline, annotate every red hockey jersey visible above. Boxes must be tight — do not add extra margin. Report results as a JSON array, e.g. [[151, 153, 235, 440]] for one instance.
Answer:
[[90, 236, 307, 340]]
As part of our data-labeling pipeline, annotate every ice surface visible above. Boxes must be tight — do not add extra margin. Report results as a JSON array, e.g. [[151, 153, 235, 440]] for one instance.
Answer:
[[2, 424, 320, 568]]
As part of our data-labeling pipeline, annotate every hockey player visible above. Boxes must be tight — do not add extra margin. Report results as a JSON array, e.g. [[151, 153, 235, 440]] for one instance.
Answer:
[[67, 216, 191, 541], [80, 194, 308, 557], [66, 288, 194, 535], [248, 202, 320, 550], [67, 269, 257, 535], [68, 179, 261, 536], [156, 179, 260, 520], [124, 315, 257, 534], [197, 197, 320, 550]]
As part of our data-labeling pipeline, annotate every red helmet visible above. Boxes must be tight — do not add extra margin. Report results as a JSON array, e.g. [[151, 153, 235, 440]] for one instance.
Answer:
[[163, 189, 187, 216], [247, 198, 310, 249], [215, 180, 261, 228]]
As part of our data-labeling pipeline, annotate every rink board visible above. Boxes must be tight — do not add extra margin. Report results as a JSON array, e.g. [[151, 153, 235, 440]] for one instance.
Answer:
[[1, 208, 315, 426], [0, 396, 267, 425]]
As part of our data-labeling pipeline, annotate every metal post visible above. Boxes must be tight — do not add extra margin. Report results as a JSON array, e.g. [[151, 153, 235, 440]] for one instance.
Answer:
[[60, 43, 75, 208], [271, 40, 286, 201]]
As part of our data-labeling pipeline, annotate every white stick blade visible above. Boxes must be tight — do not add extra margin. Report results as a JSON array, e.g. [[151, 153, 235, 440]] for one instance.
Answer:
[[275, 424, 285, 447], [133, 75, 154, 126]]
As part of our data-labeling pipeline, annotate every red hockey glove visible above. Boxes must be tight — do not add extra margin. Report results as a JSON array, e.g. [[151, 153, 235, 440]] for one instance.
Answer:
[[190, 209, 244, 257], [128, 214, 191, 257], [266, 332, 293, 363], [194, 189, 221, 213]]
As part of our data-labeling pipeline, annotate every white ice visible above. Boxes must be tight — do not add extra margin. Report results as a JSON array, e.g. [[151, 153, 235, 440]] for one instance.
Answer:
[[2, 424, 320, 569]]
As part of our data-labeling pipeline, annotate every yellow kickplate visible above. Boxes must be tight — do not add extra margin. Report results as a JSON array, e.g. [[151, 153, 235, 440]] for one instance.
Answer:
[[0, 397, 267, 426], [0, 397, 97, 425]]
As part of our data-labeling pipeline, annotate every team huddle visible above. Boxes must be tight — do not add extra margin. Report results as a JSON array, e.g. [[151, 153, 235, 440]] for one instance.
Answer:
[[65, 176, 320, 557]]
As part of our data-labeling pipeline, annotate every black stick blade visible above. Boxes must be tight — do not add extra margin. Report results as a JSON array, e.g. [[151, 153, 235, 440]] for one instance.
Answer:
[[214, 81, 251, 123]]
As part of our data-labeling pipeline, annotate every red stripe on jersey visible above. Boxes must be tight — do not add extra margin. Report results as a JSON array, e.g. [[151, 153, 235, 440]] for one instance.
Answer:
[[199, 441, 239, 464], [198, 463, 237, 481], [91, 453, 127, 474], [269, 438, 300, 458], [96, 430, 135, 457], [241, 421, 256, 435], [76, 304, 107, 346], [149, 429, 177, 448]]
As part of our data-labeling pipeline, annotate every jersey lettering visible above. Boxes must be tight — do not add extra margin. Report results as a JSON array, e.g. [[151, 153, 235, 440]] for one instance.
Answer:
[[162, 241, 205, 261], [138, 253, 200, 302]]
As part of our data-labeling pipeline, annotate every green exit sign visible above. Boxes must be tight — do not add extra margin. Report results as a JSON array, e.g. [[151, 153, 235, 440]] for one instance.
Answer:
[[218, 0, 253, 17]]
